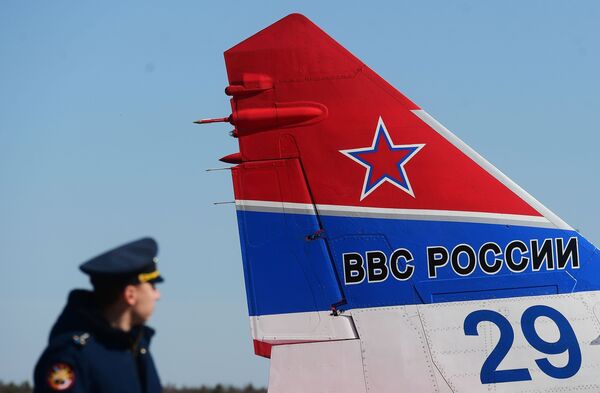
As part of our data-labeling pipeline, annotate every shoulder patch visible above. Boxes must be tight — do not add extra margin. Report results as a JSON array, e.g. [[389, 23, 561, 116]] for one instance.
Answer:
[[47, 363, 75, 391]]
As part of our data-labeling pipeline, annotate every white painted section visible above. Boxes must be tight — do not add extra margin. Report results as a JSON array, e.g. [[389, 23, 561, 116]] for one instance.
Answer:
[[316, 203, 552, 227], [262, 293, 600, 392], [235, 199, 316, 215], [351, 306, 453, 392], [412, 109, 572, 230], [269, 340, 367, 393], [416, 292, 600, 392], [250, 310, 357, 342], [236, 199, 554, 228]]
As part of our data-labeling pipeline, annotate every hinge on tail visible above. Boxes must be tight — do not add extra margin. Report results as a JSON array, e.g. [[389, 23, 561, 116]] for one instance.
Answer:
[[305, 229, 326, 241]]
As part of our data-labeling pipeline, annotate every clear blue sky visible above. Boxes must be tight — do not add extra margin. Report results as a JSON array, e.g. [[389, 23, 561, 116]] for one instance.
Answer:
[[1, 0, 599, 387]]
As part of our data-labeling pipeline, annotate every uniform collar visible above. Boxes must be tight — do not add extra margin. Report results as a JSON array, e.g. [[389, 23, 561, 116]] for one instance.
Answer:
[[50, 289, 155, 350]]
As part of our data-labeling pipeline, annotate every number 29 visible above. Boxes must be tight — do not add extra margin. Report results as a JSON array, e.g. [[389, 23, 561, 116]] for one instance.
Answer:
[[464, 305, 582, 384]]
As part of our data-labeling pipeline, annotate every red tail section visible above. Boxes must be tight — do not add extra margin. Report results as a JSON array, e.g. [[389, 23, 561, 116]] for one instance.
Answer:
[[224, 14, 543, 217]]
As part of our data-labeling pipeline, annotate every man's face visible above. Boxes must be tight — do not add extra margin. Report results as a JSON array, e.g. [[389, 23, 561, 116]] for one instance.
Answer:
[[130, 282, 161, 325]]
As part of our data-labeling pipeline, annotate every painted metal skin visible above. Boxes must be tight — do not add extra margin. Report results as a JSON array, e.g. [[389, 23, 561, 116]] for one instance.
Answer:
[[213, 13, 600, 392]]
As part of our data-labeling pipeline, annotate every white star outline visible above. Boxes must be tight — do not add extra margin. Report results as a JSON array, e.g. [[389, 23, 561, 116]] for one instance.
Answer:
[[340, 117, 425, 201]]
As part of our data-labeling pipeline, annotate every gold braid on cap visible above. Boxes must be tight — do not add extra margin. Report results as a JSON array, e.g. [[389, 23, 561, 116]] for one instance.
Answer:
[[138, 270, 160, 283]]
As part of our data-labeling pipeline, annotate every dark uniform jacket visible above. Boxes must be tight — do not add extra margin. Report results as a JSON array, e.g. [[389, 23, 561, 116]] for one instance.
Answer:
[[34, 290, 162, 393]]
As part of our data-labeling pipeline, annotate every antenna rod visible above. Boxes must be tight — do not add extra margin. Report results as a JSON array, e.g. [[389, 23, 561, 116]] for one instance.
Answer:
[[193, 116, 230, 125], [205, 168, 232, 172]]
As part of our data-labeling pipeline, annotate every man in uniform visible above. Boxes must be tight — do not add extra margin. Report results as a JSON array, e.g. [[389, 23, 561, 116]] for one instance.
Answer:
[[33, 237, 163, 393]]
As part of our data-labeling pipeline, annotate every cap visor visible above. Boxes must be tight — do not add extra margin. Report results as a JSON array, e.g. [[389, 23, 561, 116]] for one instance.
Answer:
[[149, 276, 164, 284]]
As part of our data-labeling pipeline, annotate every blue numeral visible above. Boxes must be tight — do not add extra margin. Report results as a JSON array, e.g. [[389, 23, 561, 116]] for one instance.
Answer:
[[464, 305, 581, 384], [521, 305, 581, 379], [464, 310, 532, 384]]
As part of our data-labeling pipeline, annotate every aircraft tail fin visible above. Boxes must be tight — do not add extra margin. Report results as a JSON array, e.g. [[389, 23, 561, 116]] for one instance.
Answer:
[[217, 13, 594, 359]]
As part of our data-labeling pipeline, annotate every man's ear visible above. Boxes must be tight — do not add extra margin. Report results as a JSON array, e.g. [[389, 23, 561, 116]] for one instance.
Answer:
[[123, 285, 137, 306]]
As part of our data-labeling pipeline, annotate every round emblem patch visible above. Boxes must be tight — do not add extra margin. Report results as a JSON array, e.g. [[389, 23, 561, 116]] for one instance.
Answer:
[[47, 363, 75, 391]]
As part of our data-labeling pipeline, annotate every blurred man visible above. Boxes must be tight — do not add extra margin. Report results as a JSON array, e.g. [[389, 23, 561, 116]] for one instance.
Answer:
[[34, 237, 163, 393]]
